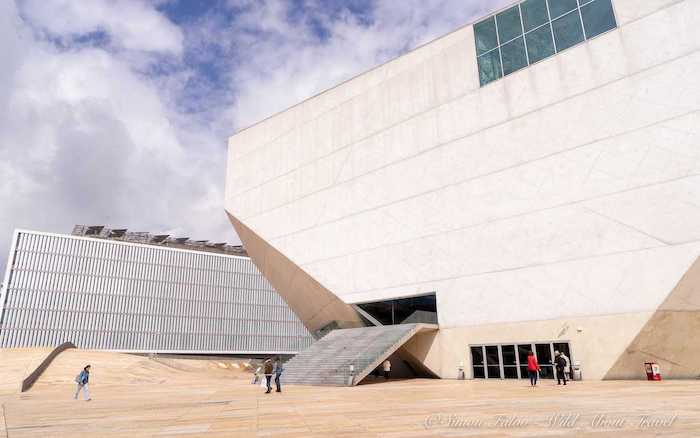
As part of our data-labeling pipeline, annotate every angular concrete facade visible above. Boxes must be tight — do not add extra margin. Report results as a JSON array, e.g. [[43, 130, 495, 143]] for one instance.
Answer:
[[225, 0, 700, 379], [227, 214, 363, 335]]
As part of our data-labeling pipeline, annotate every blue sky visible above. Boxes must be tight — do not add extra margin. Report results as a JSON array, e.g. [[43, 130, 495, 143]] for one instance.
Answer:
[[0, 0, 510, 269]]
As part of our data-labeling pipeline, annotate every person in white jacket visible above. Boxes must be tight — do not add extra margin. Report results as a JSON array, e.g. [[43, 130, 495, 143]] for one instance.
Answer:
[[252, 366, 262, 384], [382, 359, 391, 380], [554, 350, 571, 379]]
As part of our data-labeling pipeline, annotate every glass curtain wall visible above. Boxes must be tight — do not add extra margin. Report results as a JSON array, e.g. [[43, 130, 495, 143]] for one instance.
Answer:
[[357, 293, 437, 325]]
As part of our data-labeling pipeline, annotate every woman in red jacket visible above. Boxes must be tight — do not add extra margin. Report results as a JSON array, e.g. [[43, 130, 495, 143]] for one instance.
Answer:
[[527, 351, 541, 387]]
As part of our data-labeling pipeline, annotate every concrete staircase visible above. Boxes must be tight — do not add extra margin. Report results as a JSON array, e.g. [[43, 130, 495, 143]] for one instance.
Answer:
[[281, 323, 435, 386]]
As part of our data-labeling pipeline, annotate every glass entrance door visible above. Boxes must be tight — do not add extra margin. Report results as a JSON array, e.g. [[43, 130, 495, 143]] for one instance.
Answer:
[[501, 345, 518, 379], [535, 343, 554, 379], [485, 345, 501, 378], [553, 342, 571, 359], [518, 344, 532, 378], [471, 346, 485, 378], [470, 341, 571, 379]]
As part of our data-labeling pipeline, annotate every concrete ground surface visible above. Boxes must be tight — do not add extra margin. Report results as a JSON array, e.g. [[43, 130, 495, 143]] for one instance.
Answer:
[[1, 349, 699, 437]]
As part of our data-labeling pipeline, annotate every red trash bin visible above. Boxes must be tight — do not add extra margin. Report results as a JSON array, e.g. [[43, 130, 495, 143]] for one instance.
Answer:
[[644, 362, 662, 381]]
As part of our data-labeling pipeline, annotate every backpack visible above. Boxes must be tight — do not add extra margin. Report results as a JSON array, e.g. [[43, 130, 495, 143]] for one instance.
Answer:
[[75, 373, 82, 384]]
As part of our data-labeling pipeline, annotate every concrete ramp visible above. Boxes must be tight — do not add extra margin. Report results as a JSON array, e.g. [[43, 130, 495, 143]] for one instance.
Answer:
[[0, 348, 257, 396], [281, 324, 438, 386]]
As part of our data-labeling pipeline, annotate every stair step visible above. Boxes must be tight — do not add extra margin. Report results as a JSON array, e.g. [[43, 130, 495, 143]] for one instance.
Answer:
[[280, 324, 422, 387]]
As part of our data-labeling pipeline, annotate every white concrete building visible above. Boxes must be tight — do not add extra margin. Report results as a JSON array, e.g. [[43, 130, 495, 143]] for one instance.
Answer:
[[225, 0, 700, 380], [0, 229, 313, 354]]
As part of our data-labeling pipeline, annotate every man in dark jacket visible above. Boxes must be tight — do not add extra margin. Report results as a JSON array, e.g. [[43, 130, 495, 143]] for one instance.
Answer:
[[263, 359, 273, 394], [555, 353, 567, 386], [273, 357, 283, 393]]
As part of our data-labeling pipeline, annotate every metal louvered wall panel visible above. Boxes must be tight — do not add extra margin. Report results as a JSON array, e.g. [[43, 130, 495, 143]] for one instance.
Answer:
[[0, 230, 313, 354]]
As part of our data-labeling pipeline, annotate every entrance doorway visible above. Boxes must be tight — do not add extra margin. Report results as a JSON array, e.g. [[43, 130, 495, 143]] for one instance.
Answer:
[[355, 293, 437, 325], [470, 341, 572, 379]]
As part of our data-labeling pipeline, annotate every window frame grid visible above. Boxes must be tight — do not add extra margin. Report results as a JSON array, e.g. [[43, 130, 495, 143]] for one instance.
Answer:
[[475, 0, 616, 86]]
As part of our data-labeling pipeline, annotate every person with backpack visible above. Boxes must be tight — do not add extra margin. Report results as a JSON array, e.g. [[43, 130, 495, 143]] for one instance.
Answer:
[[263, 358, 273, 394], [273, 357, 283, 393], [526, 351, 540, 387], [555, 352, 568, 385], [554, 350, 571, 381], [74, 365, 92, 401]]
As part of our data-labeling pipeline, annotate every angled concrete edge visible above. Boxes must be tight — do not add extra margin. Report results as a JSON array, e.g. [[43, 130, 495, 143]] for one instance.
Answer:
[[353, 324, 439, 385], [401, 329, 442, 377], [396, 347, 441, 379], [21, 342, 76, 392], [227, 212, 364, 335], [604, 256, 700, 379]]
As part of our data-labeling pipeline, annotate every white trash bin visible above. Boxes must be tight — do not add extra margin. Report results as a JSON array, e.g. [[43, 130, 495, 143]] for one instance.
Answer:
[[572, 361, 582, 381]]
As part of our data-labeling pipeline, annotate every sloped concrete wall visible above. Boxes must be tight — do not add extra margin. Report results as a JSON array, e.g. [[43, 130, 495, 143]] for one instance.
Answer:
[[605, 257, 700, 379], [228, 214, 363, 334]]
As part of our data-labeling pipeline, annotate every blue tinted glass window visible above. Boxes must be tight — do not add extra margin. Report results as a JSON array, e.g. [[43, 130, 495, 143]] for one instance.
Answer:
[[477, 50, 502, 86], [548, 0, 578, 19], [474, 0, 617, 87], [521, 0, 548, 31], [496, 6, 523, 43], [552, 10, 584, 51], [525, 24, 555, 63], [474, 17, 498, 55], [581, 0, 616, 39], [501, 37, 528, 76]]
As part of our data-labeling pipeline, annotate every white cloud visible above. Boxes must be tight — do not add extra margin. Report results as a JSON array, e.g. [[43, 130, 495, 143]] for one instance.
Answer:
[[215, 0, 512, 129], [0, 0, 229, 270], [0, 0, 508, 270], [19, 0, 184, 55]]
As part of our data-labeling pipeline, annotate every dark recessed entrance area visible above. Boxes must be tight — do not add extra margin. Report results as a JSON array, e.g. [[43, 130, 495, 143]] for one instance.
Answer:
[[356, 293, 437, 325], [358, 349, 439, 384], [352, 294, 439, 384]]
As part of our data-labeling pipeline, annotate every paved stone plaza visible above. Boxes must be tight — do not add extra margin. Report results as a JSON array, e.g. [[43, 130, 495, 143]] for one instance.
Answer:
[[1, 349, 699, 437]]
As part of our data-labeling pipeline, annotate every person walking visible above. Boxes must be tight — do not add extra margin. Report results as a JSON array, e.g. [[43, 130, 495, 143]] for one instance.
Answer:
[[252, 365, 262, 385], [382, 359, 391, 380], [555, 352, 568, 385], [526, 351, 540, 387], [273, 357, 283, 393], [74, 365, 92, 401], [263, 358, 273, 394]]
